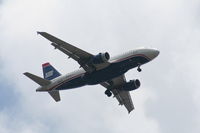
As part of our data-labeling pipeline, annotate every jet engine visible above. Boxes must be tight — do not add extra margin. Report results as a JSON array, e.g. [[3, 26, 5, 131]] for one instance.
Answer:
[[120, 79, 141, 91], [92, 52, 110, 64]]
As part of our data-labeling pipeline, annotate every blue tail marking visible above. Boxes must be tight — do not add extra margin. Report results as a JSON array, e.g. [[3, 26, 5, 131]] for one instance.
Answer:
[[42, 62, 61, 80]]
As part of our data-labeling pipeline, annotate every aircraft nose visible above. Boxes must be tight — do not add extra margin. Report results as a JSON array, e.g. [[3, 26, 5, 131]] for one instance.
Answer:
[[146, 49, 160, 60], [152, 49, 160, 59]]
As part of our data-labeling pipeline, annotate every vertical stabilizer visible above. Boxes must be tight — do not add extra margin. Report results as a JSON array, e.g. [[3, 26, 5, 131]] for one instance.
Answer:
[[42, 62, 61, 80]]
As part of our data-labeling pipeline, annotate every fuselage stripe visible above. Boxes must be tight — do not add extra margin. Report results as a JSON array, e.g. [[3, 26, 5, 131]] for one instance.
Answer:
[[111, 54, 150, 63], [48, 73, 85, 91]]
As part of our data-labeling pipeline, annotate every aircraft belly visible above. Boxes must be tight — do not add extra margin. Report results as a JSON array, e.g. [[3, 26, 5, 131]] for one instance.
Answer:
[[56, 77, 86, 90], [55, 56, 149, 89], [85, 56, 149, 85], [84, 64, 125, 85]]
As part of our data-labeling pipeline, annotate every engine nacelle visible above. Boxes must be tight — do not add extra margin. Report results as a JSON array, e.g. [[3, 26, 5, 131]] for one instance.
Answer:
[[92, 52, 110, 64], [120, 79, 141, 91]]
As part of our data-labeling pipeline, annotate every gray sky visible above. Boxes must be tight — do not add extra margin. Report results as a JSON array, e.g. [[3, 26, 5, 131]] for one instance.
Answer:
[[0, 0, 200, 133]]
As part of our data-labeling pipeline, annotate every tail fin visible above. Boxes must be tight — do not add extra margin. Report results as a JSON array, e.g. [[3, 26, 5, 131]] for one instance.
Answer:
[[24, 63, 61, 102], [42, 62, 61, 80]]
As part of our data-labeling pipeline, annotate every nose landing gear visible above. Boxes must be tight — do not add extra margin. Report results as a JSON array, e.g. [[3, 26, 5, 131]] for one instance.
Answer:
[[137, 64, 142, 72], [105, 90, 112, 97]]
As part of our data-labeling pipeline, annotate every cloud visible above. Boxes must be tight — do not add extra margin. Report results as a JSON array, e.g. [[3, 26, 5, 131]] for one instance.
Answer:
[[0, 76, 19, 110], [138, 0, 200, 133], [0, 0, 200, 133]]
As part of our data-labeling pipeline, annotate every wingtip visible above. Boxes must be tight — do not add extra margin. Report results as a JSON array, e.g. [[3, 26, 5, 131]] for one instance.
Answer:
[[37, 31, 46, 35], [55, 99, 61, 102], [37, 31, 42, 35], [127, 108, 134, 114], [23, 72, 28, 75]]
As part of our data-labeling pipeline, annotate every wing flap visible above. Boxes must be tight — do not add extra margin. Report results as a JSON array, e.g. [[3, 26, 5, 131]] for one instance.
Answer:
[[51, 42, 80, 61], [115, 90, 134, 113]]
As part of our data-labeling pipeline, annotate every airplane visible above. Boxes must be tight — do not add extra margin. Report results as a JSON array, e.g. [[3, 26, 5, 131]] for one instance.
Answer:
[[24, 32, 159, 113]]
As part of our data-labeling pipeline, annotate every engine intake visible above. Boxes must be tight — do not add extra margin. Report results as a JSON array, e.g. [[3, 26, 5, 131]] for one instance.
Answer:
[[120, 79, 141, 91], [92, 52, 110, 64]]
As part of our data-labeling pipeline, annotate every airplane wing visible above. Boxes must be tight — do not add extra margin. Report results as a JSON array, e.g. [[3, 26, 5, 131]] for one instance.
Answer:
[[37, 32, 95, 72], [101, 75, 134, 113]]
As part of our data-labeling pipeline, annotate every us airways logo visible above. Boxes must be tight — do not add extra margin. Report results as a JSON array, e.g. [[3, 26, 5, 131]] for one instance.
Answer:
[[45, 70, 54, 78]]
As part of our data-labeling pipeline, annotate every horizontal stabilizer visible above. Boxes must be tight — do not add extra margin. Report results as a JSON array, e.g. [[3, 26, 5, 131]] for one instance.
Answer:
[[24, 72, 51, 86], [48, 91, 61, 102]]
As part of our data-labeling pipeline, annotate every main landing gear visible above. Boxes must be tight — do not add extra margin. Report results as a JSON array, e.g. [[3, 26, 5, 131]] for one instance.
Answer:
[[105, 90, 112, 97]]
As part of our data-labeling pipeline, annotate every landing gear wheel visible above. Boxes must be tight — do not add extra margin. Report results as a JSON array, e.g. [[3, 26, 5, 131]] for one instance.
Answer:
[[137, 63, 142, 72], [137, 67, 142, 72], [108, 80, 114, 86], [105, 90, 112, 97]]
